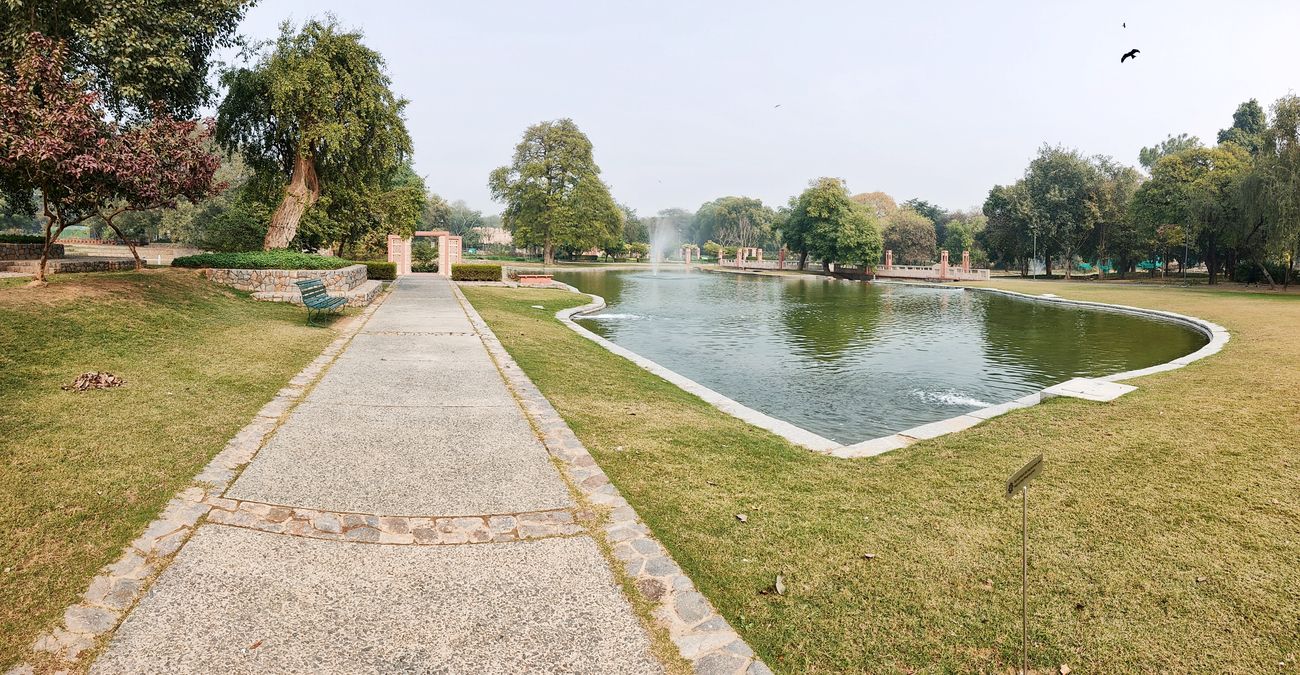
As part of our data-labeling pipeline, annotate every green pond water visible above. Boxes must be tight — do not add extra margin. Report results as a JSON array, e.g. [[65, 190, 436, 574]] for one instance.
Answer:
[[551, 270, 1207, 444]]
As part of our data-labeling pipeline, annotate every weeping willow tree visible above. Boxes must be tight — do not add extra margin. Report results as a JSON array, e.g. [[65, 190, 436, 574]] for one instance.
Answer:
[[216, 17, 412, 250]]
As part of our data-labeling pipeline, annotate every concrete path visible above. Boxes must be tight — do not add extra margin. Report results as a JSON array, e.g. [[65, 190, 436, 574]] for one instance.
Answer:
[[94, 274, 662, 674]]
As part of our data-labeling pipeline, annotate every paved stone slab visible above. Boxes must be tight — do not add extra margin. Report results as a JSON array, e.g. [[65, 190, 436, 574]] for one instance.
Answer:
[[832, 433, 913, 458], [338, 332, 491, 363], [1041, 377, 1136, 402], [93, 526, 661, 674], [228, 402, 572, 515], [361, 309, 475, 334], [306, 355, 516, 408]]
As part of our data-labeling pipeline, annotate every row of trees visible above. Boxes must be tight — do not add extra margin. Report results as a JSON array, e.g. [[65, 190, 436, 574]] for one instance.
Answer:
[[982, 98, 1300, 287]]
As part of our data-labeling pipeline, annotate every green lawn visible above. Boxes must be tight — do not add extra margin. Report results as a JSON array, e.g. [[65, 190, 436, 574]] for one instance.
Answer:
[[0, 270, 336, 669], [463, 281, 1299, 673]]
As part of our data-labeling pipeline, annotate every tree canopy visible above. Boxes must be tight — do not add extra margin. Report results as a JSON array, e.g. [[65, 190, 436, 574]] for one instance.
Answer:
[[0, 0, 253, 117], [881, 208, 936, 265], [782, 178, 882, 271], [1217, 99, 1267, 155], [0, 34, 221, 280], [217, 17, 413, 250], [689, 196, 776, 249], [1139, 133, 1202, 170], [488, 118, 621, 264]]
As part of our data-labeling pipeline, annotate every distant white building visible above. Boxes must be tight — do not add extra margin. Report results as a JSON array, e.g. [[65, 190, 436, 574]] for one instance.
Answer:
[[475, 226, 512, 246]]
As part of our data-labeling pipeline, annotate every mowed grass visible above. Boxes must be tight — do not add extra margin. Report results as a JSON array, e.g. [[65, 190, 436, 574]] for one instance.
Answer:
[[463, 282, 1300, 673], [0, 270, 336, 668]]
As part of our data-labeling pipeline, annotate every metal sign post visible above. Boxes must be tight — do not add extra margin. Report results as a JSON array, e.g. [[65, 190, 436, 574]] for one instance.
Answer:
[[1005, 454, 1043, 675]]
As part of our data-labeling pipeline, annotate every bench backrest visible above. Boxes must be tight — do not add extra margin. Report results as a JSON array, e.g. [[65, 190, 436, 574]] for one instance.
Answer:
[[294, 278, 330, 303]]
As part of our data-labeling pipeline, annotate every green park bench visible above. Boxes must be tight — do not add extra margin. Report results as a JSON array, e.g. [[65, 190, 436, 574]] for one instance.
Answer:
[[294, 278, 346, 326]]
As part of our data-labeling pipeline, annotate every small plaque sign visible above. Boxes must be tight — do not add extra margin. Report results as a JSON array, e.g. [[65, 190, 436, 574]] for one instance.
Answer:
[[1005, 454, 1043, 498]]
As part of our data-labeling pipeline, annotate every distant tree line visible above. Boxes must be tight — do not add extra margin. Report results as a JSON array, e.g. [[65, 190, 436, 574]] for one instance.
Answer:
[[983, 97, 1300, 287]]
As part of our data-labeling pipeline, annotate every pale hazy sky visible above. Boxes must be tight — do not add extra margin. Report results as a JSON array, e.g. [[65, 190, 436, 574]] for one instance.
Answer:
[[231, 0, 1300, 216]]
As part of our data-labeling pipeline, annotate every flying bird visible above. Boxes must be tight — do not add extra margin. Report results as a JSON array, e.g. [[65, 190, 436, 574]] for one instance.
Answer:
[[773, 104, 782, 108], [1121, 48, 1140, 63], [1122, 22, 1126, 28]]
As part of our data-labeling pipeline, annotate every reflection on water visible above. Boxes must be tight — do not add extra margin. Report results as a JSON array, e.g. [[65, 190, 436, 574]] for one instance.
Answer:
[[552, 270, 1206, 444]]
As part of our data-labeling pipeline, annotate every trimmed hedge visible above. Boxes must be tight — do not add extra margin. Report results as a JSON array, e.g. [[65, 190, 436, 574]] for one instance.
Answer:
[[360, 260, 397, 280], [171, 250, 355, 270], [0, 234, 44, 244], [450, 263, 502, 282]]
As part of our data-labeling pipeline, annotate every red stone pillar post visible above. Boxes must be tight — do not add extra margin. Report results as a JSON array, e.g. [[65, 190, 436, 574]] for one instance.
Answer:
[[962, 250, 970, 272], [756, 248, 764, 263], [885, 249, 893, 270], [940, 250, 950, 279], [778, 247, 786, 270]]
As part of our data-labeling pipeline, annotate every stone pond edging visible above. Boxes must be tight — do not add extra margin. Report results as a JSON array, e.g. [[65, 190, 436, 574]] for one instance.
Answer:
[[9, 290, 389, 674], [549, 276, 1229, 460], [452, 282, 773, 675]]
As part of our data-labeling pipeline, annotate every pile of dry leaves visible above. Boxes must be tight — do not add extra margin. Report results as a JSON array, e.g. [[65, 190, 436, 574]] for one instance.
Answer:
[[62, 371, 126, 392]]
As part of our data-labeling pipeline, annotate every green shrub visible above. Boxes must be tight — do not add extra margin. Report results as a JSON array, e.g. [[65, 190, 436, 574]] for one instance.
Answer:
[[171, 250, 355, 270], [359, 260, 396, 280], [450, 263, 502, 282], [0, 234, 44, 244], [411, 260, 439, 273]]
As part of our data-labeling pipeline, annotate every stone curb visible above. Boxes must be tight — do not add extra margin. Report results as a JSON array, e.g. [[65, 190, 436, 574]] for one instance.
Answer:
[[11, 287, 391, 673], [453, 282, 771, 675], [203, 499, 583, 545], [550, 273, 1229, 461]]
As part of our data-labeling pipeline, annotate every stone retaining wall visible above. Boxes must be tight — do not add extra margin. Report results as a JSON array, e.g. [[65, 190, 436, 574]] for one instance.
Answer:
[[204, 264, 366, 294], [0, 242, 63, 260]]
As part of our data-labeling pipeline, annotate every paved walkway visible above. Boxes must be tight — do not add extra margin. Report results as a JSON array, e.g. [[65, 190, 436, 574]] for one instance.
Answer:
[[94, 274, 662, 673]]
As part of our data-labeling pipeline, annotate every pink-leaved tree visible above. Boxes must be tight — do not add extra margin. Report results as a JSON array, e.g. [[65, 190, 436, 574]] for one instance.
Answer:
[[98, 110, 224, 270], [0, 33, 222, 282]]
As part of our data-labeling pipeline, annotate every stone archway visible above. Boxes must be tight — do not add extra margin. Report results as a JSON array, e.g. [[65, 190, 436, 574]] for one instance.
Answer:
[[387, 230, 462, 276]]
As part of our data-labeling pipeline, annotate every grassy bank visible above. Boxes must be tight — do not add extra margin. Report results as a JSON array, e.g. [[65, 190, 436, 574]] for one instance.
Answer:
[[462, 282, 1299, 673], [0, 270, 336, 668]]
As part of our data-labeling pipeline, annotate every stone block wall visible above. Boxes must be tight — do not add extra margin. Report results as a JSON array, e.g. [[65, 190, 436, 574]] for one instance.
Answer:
[[203, 264, 367, 294], [0, 243, 63, 260]]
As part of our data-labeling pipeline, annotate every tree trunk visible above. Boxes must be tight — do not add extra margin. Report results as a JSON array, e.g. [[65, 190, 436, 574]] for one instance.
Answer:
[[1255, 256, 1277, 290], [1206, 238, 1218, 285], [1045, 256, 1053, 278], [264, 152, 320, 250], [103, 217, 144, 271], [1021, 258, 1028, 277], [798, 250, 808, 270], [543, 239, 555, 266], [1063, 247, 1072, 279]]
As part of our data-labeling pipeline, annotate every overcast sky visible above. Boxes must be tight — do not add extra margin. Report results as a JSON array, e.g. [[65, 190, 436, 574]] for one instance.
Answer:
[[232, 0, 1300, 217]]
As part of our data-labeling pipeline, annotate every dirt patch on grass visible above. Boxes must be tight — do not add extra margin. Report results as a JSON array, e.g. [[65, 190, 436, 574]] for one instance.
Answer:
[[0, 269, 218, 308]]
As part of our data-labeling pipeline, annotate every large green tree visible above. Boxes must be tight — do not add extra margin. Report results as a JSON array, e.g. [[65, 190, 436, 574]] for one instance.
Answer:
[[1023, 145, 1103, 278], [881, 208, 935, 264], [217, 18, 413, 250], [1089, 157, 1143, 278], [1242, 94, 1300, 287], [783, 178, 882, 271], [0, 0, 253, 117], [689, 196, 775, 248], [1132, 144, 1251, 284], [981, 182, 1036, 275], [488, 118, 620, 265]]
